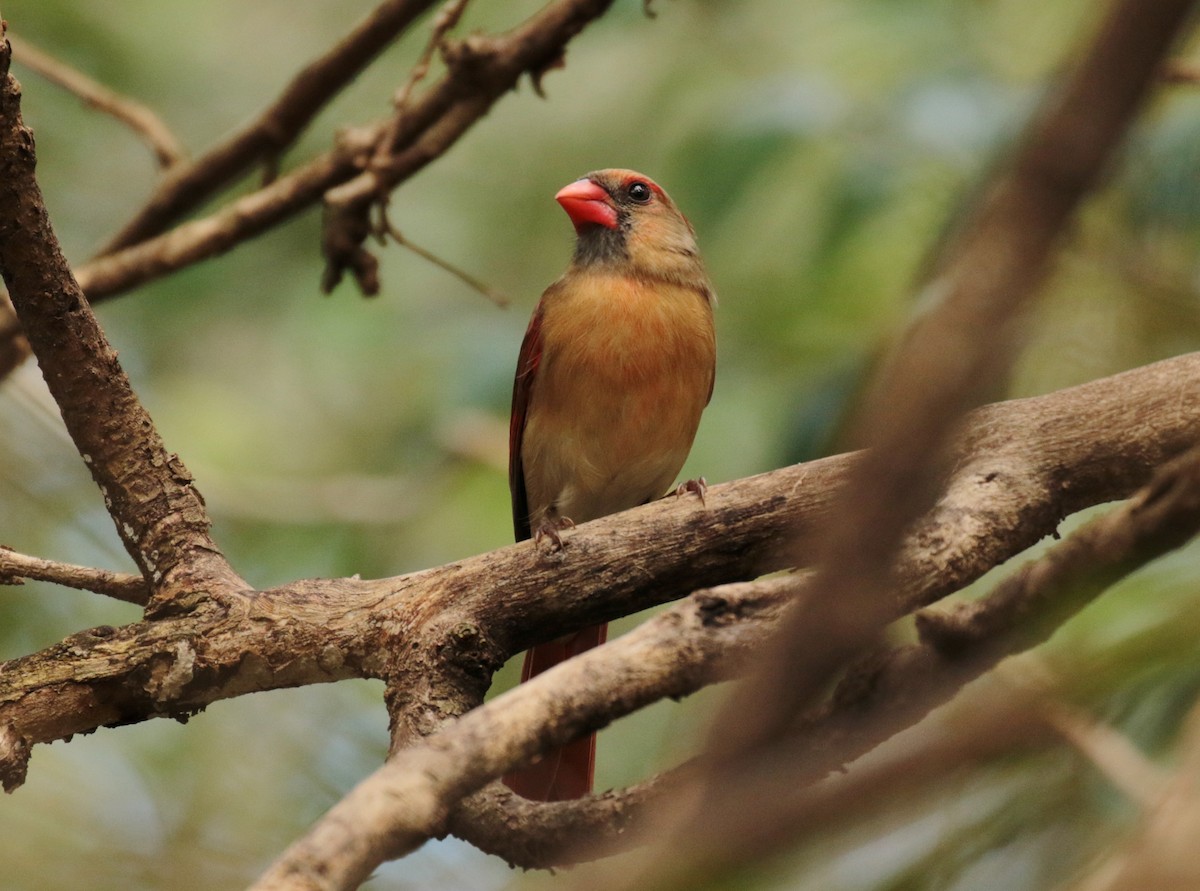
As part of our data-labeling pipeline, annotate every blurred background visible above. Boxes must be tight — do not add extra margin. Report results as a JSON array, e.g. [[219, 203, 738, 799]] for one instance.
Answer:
[[1, 0, 1199, 888]]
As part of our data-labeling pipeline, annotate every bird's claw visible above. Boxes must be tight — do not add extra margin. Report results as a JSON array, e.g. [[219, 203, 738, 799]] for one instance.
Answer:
[[533, 516, 576, 552], [675, 476, 708, 506]]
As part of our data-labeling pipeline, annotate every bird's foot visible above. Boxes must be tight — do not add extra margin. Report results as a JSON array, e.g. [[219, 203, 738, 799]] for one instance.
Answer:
[[533, 516, 576, 552], [674, 476, 708, 506]]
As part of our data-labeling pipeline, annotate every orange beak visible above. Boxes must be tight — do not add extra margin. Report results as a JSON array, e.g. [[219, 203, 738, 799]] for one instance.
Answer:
[[555, 179, 618, 231]]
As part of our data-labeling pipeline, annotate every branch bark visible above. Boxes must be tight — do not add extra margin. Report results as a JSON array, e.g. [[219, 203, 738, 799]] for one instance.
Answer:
[[250, 581, 786, 890], [0, 546, 148, 604], [0, 351, 1194, 797], [247, 438, 1200, 882], [0, 29, 244, 612], [98, 0, 440, 253], [71, 0, 615, 303]]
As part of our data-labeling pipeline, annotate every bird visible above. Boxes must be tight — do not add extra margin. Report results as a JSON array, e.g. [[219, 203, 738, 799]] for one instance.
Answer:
[[503, 169, 717, 801]]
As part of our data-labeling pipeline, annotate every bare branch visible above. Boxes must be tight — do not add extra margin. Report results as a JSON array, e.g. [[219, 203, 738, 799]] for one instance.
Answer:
[[381, 212, 509, 306], [447, 773, 673, 868], [0, 546, 148, 604], [10, 34, 186, 167], [250, 582, 788, 890], [99, 0, 442, 253], [0, 352, 1195, 780], [76, 0, 615, 304], [320, 0, 616, 294], [603, 443, 1200, 889], [0, 30, 244, 611], [781, 440, 1200, 789]]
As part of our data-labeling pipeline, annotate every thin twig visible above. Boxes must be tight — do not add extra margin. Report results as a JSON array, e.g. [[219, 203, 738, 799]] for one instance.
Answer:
[[10, 35, 186, 167], [1042, 700, 1168, 807], [370, 0, 472, 174], [0, 546, 149, 605], [381, 211, 509, 306]]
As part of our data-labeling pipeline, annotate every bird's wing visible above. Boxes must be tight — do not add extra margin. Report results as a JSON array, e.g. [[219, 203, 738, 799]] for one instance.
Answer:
[[509, 302, 545, 541]]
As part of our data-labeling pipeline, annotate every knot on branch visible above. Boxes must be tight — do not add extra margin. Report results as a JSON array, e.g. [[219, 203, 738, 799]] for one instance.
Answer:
[[143, 639, 198, 704], [433, 620, 507, 686], [439, 34, 501, 82], [0, 723, 30, 793], [319, 196, 379, 296]]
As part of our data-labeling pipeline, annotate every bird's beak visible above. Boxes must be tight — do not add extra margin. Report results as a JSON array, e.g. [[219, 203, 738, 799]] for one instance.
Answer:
[[556, 179, 619, 231]]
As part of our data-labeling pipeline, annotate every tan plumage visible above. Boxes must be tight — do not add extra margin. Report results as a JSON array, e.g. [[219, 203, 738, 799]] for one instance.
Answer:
[[505, 169, 716, 801]]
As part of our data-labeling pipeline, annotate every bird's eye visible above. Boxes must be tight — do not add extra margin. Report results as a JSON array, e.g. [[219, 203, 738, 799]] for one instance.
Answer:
[[627, 182, 652, 204]]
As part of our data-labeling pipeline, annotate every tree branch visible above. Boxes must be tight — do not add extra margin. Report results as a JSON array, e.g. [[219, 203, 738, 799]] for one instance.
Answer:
[[565, 444, 1200, 887], [0, 352, 1192, 813], [0, 28, 244, 612], [70, 0, 615, 304], [98, 0, 440, 253], [772, 439, 1200, 803], [257, 437, 1200, 881], [10, 35, 186, 167], [250, 581, 788, 891], [0, 546, 148, 604]]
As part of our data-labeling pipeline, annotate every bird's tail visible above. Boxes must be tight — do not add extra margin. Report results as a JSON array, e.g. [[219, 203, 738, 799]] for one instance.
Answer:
[[503, 623, 608, 801]]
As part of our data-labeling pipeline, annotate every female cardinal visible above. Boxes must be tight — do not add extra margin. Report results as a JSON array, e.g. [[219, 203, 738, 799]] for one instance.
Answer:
[[504, 169, 717, 800]]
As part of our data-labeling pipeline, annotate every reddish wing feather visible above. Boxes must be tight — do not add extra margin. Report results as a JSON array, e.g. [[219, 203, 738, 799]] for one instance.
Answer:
[[509, 304, 544, 542]]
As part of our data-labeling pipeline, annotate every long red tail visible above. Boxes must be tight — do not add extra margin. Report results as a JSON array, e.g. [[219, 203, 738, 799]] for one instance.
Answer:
[[503, 623, 608, 801]]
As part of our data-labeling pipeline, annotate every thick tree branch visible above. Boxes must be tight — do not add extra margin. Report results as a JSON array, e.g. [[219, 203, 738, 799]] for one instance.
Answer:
[[0, 30, 244, 612], [0, 352, 1193, 802], [768, 440, 1200, 809], [10, 35, 186, 167], [250, 582, 788, 891], [565, 444, 1200, 887], [257, 438, 1200, 880]]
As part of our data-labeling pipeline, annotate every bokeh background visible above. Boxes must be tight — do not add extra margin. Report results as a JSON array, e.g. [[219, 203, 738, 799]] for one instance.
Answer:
[[1, 0, 1199, 888]]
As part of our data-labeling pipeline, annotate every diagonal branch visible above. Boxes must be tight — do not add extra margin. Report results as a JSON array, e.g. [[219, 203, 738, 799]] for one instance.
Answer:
[[570, 443, 1200, 888], [98, 0, 441, 253], [10, 35, 186, 167], [0, 29, 244, 612], [249, 581, 789, 891], [71, 0, 616, 304]]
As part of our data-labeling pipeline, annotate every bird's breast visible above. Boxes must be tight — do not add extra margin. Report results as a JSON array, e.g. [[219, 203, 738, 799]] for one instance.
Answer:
[[520, 273, 715, 525]]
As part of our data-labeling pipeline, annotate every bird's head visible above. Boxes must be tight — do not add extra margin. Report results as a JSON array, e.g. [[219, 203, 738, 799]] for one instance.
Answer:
[[556, 169, 706, 290]]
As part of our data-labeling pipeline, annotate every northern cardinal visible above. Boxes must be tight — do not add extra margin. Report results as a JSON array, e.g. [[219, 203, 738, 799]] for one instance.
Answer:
[[504, 169, 716, 800]]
